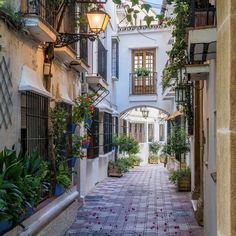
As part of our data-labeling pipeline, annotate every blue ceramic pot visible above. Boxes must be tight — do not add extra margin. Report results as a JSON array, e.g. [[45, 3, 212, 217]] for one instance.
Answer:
[[70, 123, 77, 134], [68, 156, 77, 168], [82, 143, 89, 149], [0, 221, 12, 234], [54, 184, 65, 197]]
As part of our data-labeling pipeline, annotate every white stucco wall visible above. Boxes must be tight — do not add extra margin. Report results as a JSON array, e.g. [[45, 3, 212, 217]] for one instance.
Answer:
[[203, 59, 217, 236], [117, 27, 173, 114]]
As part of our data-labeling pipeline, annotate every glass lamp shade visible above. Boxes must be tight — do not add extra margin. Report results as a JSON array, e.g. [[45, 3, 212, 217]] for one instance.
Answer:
[[175, 85, 187, 104], [86, 10, 110, 33]]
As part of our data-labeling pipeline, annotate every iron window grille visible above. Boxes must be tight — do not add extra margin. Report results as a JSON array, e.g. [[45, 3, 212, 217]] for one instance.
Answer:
[[98, 39, 107, 81], [112, 39, 119, 79], [103, 112, 112, 154], [58, 102, 72, 158], [21, 92, 49, 159], [87, 107, 99, 158], [113, 116, 118, 135]]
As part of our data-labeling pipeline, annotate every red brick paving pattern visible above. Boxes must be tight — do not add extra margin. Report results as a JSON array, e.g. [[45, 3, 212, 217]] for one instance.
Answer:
[[65, 164, 203, 236]]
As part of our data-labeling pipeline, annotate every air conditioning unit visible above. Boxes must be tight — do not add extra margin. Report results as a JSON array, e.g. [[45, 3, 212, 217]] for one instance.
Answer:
[[81, 83, 89, 94]]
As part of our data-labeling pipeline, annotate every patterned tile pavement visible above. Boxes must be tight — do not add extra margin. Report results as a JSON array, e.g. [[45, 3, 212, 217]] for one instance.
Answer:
[[65, 164, 203, 236]]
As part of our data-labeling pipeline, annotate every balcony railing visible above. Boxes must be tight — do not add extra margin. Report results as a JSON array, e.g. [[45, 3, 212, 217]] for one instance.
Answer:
[[189, 1, 216, 27], [130, 72, 157, 95], [22, 0, 57, 28]]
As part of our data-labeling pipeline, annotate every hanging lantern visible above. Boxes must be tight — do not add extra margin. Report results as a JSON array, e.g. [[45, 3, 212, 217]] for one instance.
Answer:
[[86, 10, 110, 34], [175, 85, 187, 104], [140, 106, 149, 119]]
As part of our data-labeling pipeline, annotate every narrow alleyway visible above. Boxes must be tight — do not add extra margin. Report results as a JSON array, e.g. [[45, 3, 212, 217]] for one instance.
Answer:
[[65, 165, 203, 236]]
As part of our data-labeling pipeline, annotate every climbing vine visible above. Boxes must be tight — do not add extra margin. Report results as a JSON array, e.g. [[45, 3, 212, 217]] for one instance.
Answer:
[[162, 0, 190, 88]]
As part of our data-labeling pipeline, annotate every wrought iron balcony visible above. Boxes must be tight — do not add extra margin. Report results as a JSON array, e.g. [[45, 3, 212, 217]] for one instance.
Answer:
[[189, 0, 216, 28], [22, 0, 56, 28], [130, 72, 157, 95]]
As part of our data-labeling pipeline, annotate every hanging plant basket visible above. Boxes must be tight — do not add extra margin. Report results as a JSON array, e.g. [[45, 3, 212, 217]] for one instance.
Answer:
[[84, 118, 93, 129]]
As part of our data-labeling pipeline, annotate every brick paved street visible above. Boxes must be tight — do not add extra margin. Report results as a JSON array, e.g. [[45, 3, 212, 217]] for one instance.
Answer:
[[65, 164, 203, 236]]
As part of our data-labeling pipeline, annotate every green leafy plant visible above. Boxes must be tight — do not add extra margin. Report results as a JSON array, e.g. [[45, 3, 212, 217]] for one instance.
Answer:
[[148, 155, 159, 162], [149, 142, 161, 155], [114, 135, 140, 156], [134, 67, 150, 76], [167, 125, 190, 157], [169, 167, 191, 184], [56, 164, 71, 189]]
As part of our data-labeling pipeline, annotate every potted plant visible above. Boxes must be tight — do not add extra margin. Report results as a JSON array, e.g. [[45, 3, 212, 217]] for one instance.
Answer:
[[108, 160, 123, 177], [134, 67, 151, 77], [169, 167, 191, 192], [73, 93, 95, 126], [148, 155, 159, 164], [55, 164, 71, 196], [69, 134, 85, 167], [81, 135, 91, 149]]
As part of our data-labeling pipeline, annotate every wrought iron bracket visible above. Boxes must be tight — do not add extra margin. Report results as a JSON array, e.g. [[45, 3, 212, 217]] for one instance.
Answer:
[[55, 33, 98, 48], [93, 83, 109, 106]]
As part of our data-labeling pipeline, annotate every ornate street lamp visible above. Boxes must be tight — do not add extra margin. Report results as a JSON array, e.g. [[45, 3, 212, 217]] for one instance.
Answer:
[[86, 10, 110, 33], [175, 84, 187, 104], [55, 9, 110, 47], [140, 106, 149, 119]]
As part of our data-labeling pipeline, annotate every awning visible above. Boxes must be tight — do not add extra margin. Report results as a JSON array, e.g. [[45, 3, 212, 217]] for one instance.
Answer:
[[58, 84, 73, 105], [97, 103, 113, 113], [19, 65, 51, 97], [166, 111, 183, 120]]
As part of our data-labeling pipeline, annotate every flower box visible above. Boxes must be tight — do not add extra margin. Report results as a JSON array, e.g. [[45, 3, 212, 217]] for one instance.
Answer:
[[54, 184, 65, 197], [177, 177, 191, 192], [108, 167, 123, 177]]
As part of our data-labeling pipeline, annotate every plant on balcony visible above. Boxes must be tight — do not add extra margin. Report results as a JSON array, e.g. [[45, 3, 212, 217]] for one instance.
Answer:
[[0, 1, 23, 30], [134, 67, 151, 77], [73, 93, 95, 125]]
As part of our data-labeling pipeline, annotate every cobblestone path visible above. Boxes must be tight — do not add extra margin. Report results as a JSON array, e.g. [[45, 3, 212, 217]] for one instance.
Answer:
[[65, 164, 203, 236]]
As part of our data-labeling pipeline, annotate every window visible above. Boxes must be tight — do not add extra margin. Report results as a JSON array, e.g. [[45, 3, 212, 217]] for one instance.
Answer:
[[103, 112, 112, 154], [112, 39, 119, 79], [59, 102, 72, 156], [113, 116, 118, 135], [98, 39, 107, 81], [148, 123, 154, 142], [159, 124, 165, 141], [132, 48, 156, 72], [21, 92, 49, 159], [87, 107, 99, 158], [131, 48, 157, 95]]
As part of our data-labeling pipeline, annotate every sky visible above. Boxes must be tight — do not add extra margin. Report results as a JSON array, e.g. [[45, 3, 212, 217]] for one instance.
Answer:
[[145, 0, 164, 14]]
